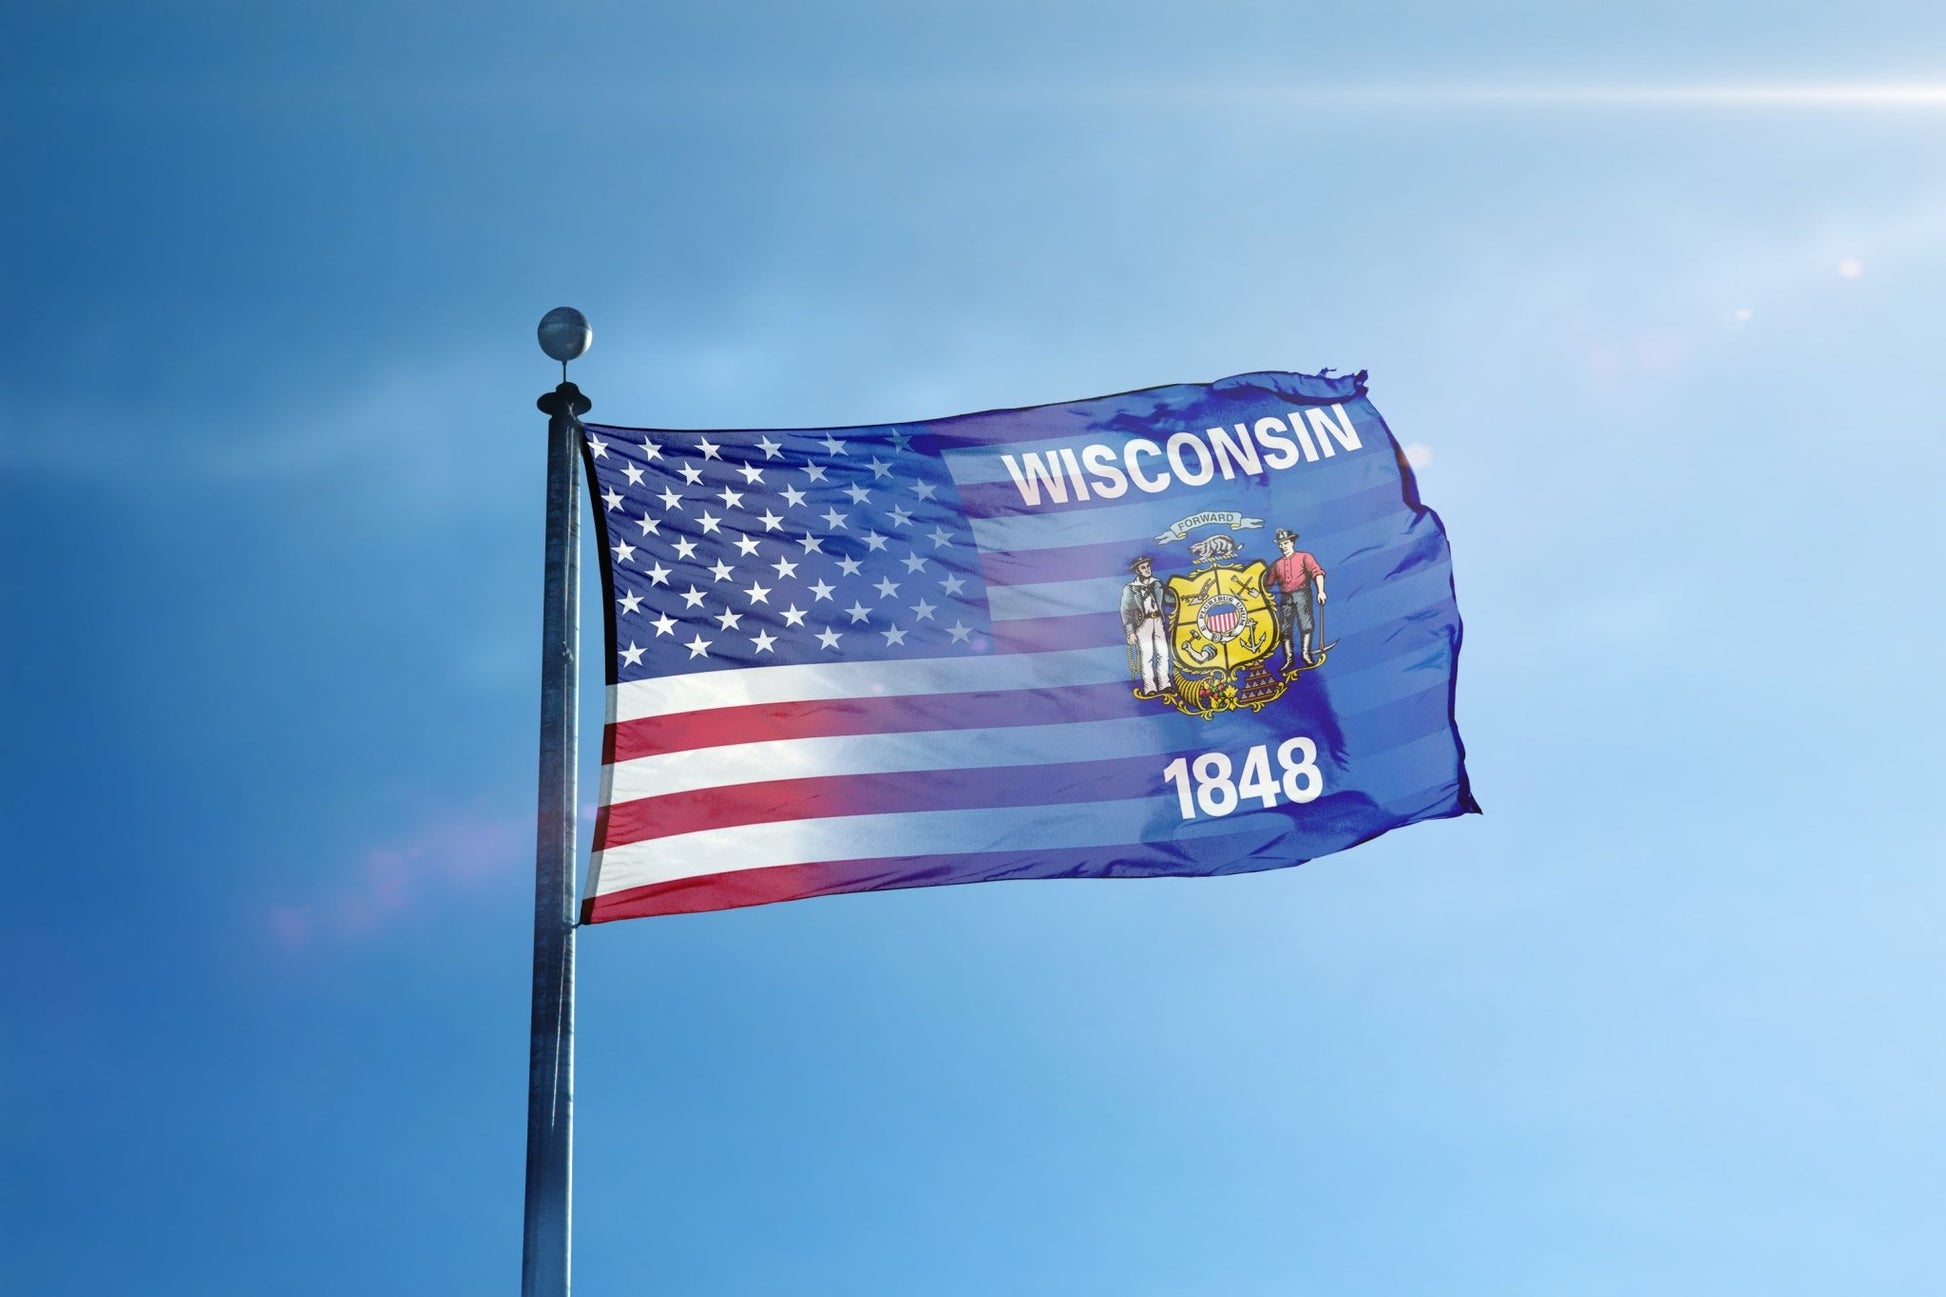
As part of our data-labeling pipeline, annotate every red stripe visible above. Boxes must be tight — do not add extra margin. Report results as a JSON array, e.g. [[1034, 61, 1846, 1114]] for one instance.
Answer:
[[604, 679, 1140, 761], [584, 862, 826, 920], [595, 752, 1164, 850]]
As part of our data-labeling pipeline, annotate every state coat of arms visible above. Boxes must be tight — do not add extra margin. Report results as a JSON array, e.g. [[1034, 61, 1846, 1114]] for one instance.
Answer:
[[1119, 520, 1334, 719]]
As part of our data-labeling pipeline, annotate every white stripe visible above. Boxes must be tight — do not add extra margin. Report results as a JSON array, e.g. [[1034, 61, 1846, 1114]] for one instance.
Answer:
[[985, 575, 1128, 621], [1324, 561, 1456, 636], [608, 714, 1181, 801], [590, 796, 1172, 892], [984, 531, 1451, 627], [611, 645, 1128, 722], [967, 493, 1199, 551], [1325, 641, 1462, 713]]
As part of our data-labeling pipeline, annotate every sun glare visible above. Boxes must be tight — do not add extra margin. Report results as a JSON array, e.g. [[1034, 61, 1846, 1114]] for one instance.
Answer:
[[1316, 83, 1946, 108]]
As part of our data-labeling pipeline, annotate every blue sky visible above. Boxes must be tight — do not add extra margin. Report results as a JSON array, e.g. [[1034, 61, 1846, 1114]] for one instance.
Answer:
[[5, 4, 1945, 1294]]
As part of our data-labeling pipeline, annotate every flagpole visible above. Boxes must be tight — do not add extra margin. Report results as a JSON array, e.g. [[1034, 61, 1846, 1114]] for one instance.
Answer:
[[524, 308, 592, 1297]]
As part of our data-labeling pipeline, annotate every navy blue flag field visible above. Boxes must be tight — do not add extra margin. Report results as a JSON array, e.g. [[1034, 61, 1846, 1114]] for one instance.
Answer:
[[578, 370, 1477, 921]]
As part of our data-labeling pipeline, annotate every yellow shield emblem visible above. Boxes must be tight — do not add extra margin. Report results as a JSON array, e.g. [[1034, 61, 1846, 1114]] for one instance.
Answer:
[[1167, 561, 1278, 676]]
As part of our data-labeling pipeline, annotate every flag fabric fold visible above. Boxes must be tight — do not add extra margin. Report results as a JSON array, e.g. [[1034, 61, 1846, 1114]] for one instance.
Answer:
[[578, 370, 1476, 921]]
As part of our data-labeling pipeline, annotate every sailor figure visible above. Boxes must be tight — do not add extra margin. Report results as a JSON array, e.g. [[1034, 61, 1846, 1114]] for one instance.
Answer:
[[1121, 555, 1171, 695]]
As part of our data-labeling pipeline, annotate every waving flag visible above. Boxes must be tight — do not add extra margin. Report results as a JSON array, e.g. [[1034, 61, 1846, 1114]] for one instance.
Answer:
[[578, 370, 1476, 922]]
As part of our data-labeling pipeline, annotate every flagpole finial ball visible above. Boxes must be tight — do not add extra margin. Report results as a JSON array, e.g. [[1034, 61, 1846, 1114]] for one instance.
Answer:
[[538, 307, 592, 364]]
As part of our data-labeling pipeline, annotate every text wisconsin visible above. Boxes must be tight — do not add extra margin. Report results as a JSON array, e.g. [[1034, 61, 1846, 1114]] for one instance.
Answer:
[[1000, 403, 1366, 508]]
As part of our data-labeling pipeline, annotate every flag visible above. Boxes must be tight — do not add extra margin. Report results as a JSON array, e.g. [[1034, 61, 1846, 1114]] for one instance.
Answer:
[[578, 369, 1476, 922]]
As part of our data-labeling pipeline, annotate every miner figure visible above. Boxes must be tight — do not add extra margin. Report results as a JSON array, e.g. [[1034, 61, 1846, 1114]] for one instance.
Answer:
[[1266, 527, 1327, 669]]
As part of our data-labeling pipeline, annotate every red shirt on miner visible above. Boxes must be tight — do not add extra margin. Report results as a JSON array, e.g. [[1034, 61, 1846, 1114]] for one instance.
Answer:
[[1266, 527, 1327, 668]]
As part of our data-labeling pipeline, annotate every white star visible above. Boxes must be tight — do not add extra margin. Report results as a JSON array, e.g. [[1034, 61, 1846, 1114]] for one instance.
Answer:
[[622, 462, 645, 486], [756, 436, 783, 459], [780, 484, 808, 509], [771, 555, 799, 579], [709, 559, 735, 583], [678, 463, 705, 485], [737, 463, 765, 484], [900, 553, 927, 574], [947, 620, 973, 644], [843, 483, 871, 505], [780, 603, 808, 627], [585, 435, 609, 459], [889, 506, 913, 528], [714, 607, 742, 630], [612, 539, 636, 563], [836, 556, 863, 577], [640, 439, 662, 461], [867, 457, 892, 480], [803, 463, 828, 483], [716, 486, 744, 510], [618, 590, 643, 614], [797, 533, 824, 554], [672, 537, 699, 560], [684, 633, 712, 659], [734, 535, 761, 557], [862, 531, 889, 552], [940, 573, 967, 596], [697, 437, 721, 460], [758, 510, 784, 532], [845, 601, 871, 624], [602, 488, 624, 511], [646, 562, 672, 586], [750, 629, 777, 654], [890, 429, 913, 451], [910, 598, 937, 621], [696, 511, 722, 535], [620, 641, 646, 667], [658, 487, 684, 511], [913, 479, 939, 501], [744, 581, 771, 604], [881, 625, 908, 646], [820, 434, 848, 456], [816, 627, 842, 651], [651, 612, 678, 637], [929, 526, 953, 548], [821, 507, 848, 531], [680, 585, 707, 609], [808, 579, 835, 601], [636, 514, 659, 536], [873, 576, 900, 599]]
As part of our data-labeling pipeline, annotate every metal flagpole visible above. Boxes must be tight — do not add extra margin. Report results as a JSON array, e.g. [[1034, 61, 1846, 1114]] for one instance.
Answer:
[[524, 307, 592, 1297]]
